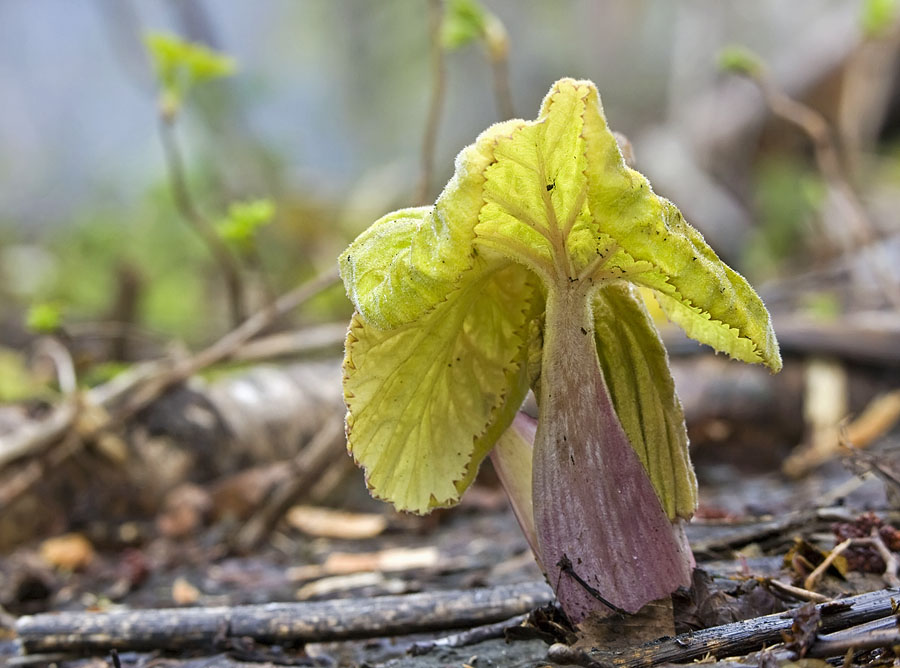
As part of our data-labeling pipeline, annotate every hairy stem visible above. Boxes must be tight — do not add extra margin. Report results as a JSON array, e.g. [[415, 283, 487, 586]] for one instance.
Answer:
[[531, 281, 692, 623], [159, 117, 247, 326]]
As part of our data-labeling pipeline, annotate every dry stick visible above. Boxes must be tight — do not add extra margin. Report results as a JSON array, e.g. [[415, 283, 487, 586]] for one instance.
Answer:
[[808, 615, 900, 659], [0, 339, 79, 470], [763, 578, 830, 604], [804, 537, 853, 592], [0, 268, 340, 498], [490, 50, 514, 120], [230, 321, 348, 363], [561, 586, 900, 668], [415, 0, 446, 206], [756, 76, 872, 246], [409, 612, 530, 655], [867, 530, 900, 587], [158, 117, 247, 326], [117, 266, 340, 422], [15, 581, 554, 654], [231, 417, 347, 553], [0, 432, 82, 508], [750, 73, 900, 309]]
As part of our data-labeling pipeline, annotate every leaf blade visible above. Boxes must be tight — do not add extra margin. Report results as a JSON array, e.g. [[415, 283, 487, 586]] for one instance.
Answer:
[[343, 265, 533, 514], [593, 284, 697, 520]]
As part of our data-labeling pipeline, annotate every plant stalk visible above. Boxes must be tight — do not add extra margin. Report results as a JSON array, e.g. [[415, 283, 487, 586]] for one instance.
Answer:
[[531, 281, 692, 623]]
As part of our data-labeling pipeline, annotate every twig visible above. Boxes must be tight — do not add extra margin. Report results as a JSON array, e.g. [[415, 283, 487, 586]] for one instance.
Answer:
[[0, 337, 79, 470], [755, 76, 872, 246], [415, 0, 446, 206], [117, 266, 340, 420], [230, 417, 346, 553], [581, 587, 900, 668], [33, 337, 77, 395], [745, 70, 900, 309], [409, 612, 529, 655], [0, 432, 82, 507], [866, 530, 900, 588], [489, 47, 514, 120], [804, 538, 852, 591], [230, 321, 347, 362], [808, 615, 900, 658], [0, 268, 339, 491], [158, 116, 247, 325], [763, 578, 830, 604], [15, 581, 554, 654]]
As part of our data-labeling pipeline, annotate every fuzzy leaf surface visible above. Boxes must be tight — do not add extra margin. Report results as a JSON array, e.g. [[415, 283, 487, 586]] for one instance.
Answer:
[[343, 265, 532, 514], [593, 284, 696, 520]]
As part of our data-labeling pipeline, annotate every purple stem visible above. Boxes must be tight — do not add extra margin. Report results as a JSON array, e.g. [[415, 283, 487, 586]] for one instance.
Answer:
[[532, 283, 693, 623]]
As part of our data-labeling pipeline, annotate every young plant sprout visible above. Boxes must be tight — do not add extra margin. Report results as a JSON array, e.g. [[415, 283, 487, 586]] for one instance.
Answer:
[[339, 78, 781, 623]]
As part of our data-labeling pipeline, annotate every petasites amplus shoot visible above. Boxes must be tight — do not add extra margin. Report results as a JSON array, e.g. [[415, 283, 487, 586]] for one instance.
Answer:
[[339, 78, 781, 623]]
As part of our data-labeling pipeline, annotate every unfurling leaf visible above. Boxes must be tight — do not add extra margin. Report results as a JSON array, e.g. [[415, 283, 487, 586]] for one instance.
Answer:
[[339, 78, 780, 622], [144, 32, 235, 117]]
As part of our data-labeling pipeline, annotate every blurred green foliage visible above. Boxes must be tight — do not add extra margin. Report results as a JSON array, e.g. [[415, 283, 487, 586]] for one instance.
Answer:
[[441, 0, 489, 50], [441, 0, 507, 59], [862, 0, 898, 38], [717, 45, 764, 77], [0, 348, 50, 401], [744, 157, 825, 279], [45, 188, 210, 340], [144, 32, 236, 118], [25, 301, 62, 334], [217, 198, 275, 252]]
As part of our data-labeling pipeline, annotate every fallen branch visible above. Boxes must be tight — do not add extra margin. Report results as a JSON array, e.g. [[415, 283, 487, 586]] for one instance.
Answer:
[[571, 587, 900, 668], [15, 581, 554, 655], [229, 417, 347, 553]]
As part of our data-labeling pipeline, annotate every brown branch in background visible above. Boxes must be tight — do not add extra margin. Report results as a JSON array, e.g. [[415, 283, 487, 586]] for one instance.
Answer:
[[117, 266, 340, 420], [490, 54, 514, 120], [745, 71, 900, 309], [416, 0, 446, 206], [483, 12, 514, 120], [230, 417, 346, 553], [0, 267, 340, 504], [753, 76, 872, 246], [158, 117, 247, 325], [16, 582, 554, 654]]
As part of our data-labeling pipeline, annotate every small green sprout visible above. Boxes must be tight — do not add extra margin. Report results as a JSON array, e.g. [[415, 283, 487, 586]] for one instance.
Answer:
[[144, 32, 236, 119], [441, 0, 508, 60], [216, 199, 276, 252], [26, 301, 63, 334], [862, 0, 898, 37], [717, 45, 765, 77], [339, 79, 780, 622]]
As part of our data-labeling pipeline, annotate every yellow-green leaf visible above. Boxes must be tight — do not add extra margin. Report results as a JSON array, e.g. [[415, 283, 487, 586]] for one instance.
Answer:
[[340, 120, 522, 330], [476, 81, 593, 280], [343, 264, 533, 514], [577, 85, 781, 371], [593, 284, 696, 519]]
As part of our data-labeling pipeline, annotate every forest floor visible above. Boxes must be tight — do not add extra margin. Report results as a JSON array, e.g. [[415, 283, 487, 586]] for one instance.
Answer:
[[2, 352, 900, 668]]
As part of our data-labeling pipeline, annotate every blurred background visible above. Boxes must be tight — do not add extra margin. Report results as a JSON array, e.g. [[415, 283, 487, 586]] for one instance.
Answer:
[[4, 0, 900, 345], [2, 2, 900, 654]]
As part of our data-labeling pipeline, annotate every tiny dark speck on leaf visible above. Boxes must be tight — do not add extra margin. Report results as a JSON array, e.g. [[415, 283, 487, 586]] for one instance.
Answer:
[[580, 327, 587, 335], [546, 183, 554, 191], [570, 454, 575, 464]]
